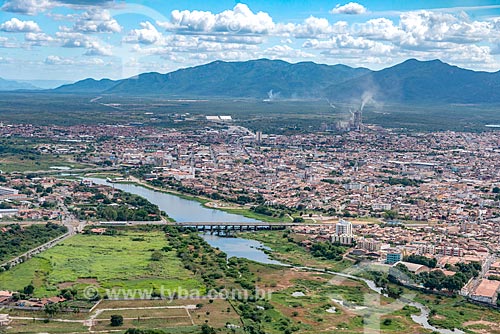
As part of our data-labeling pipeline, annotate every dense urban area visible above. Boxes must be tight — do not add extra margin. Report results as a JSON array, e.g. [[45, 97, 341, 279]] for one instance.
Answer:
[[0, 119, 499, 334]]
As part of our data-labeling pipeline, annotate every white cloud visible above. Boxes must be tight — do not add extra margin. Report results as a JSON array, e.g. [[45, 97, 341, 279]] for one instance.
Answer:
[[72, 9, 122, 33], [331, 2, 367, 15], [0, 18, 41, 33], [55, 31, 113, 56], [304, 34, 394, 56], [84, 41, 112, 56], [124, 21, 163, 45], [1, 0, 113, 15], [24, 32, 54, 46], [1, 0, 53, 15], [25, 32, 53, 42], [44, 55, 105, 65], [159, 3, 275, 35], [291, 17, 347, 38], [0, 36, 18, 48]]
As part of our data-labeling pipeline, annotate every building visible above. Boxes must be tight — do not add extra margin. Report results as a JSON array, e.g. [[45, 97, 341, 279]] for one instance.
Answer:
[[372, 203, 392, 211], [331, 234, 354, 245], [386, 249, 402, 264], [0, 186, 18, 200], [336, 219, 353, 236], [256, 131, 263, 143], [357, 238, 382, 252], [395, 261, 430, 274], [436, 246, 464, 257], [0, 209, 18, 218], [470, 279, 500, 305]]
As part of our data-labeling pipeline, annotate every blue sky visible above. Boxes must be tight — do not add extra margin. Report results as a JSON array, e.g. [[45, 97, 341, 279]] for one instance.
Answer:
[[1, 0, 500, 81]]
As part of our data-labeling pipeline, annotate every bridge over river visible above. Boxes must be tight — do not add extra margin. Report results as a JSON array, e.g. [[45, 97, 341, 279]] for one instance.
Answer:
[[97, 221, 335, 234]]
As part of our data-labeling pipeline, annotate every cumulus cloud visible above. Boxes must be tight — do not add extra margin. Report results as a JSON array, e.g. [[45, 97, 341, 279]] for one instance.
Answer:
[[291, 17, 347, 38], [44, 55, 105, 65], [331, 2, 367, 15], [159, 3, 275, 35], [55, 31, 113, 56], [124, 21, 163, 45], [0, 18, 41, 33], [24, 32, 54, 46], [304, 34, 394, 57], [72, 9, 122, 33], [1, 0, 114, 15], [1, 0, 53, 15]]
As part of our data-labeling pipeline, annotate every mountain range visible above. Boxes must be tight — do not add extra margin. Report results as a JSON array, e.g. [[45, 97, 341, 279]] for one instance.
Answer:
[[21, 58, 500, 104], [0, 78, 39, 91]]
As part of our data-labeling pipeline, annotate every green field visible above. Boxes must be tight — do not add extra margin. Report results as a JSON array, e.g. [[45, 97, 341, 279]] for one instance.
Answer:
[[0, 155, 92, 173], [0, 229, 202, 297], [242, 231, 354, 272]]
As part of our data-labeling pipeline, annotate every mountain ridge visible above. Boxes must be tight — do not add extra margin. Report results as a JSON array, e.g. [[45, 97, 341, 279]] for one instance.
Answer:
[[0, 78, 40, 91], [49, 58, 500, 104]]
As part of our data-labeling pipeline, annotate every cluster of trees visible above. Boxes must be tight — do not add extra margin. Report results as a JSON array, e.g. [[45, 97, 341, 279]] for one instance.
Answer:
[[403, 254, 437, 268], [0, 223, 67, 264], [94, 204, 159, 222], [124, 329, 169, 334], [385, 177, 424, 187], [390, 262, 481, 294], [310, 242, 348, 261], [164, 226, 228, 290], [165, 226, 290, 334], [73, 184, 162, 221], [0, 142, 40, 157]]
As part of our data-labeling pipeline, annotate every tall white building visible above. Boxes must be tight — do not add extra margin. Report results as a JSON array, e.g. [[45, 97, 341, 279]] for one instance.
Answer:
[[336, 219, 353, 236]]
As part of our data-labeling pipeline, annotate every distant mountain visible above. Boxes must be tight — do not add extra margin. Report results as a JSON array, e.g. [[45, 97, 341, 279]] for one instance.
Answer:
[[52, 58, 500, 104], [54, 59, 370, 98], [325, 59, 500, 104], [55, 78, 118, 93], [18, 80, 72, 89], [0, 78, 39, 91]]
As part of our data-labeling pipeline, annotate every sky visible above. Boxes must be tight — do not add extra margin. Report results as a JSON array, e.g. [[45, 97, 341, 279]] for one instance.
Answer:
[[1, 0, 500, 81]]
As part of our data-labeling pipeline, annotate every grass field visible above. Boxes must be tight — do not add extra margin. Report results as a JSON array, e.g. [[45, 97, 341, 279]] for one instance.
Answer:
[[0, 155, 92, 173], [0, 229, 202, 297], [241, 231, 354, 271]]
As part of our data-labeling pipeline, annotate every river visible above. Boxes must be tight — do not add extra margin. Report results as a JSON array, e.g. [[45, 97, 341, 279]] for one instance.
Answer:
[[86, 178, 463, 334], [86, 178, 280, 265]]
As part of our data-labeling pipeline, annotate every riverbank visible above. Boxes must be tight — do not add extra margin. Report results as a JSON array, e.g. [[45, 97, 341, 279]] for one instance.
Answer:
[[87, 173, 287, 223]]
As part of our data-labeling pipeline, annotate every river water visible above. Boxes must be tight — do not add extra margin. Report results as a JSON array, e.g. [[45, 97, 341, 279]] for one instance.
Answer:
[[86, 178, 463, 334]]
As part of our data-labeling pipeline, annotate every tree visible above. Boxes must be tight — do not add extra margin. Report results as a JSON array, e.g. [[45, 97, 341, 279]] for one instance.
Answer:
[[201, 324, 216, 334], [151, 250, 163, 261], [383, 210, 398, 220], [442, 276, 463, 293], [44, 303, 60, 318], [110, 315, 124, 327], [23, 284, 35, 295]]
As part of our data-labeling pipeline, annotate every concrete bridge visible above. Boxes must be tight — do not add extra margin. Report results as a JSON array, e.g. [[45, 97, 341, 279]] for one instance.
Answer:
[[97, 221, 334, 235]]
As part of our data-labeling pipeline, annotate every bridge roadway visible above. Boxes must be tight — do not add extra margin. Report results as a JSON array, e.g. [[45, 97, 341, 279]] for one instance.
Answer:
[[98, 221, 335, 233], [98, 221, 334, 227]]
